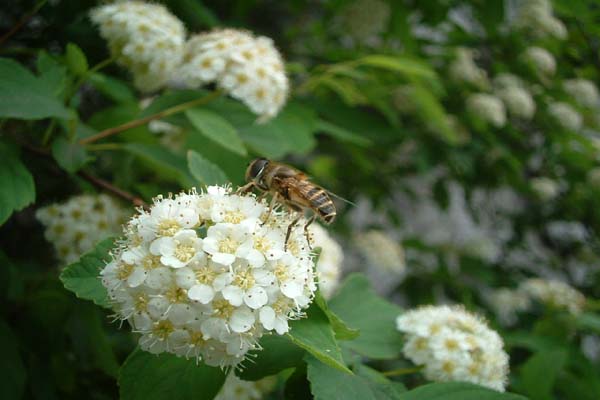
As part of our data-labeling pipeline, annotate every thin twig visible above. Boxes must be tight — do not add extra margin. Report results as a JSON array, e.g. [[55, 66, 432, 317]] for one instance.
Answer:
[[79, 90, 222, 145], [0, 0, 48, 46], [78, 171, 148, 209]]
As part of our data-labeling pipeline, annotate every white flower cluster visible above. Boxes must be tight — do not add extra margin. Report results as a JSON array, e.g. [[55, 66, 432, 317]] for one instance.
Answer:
[[520, 278, 586, 314], [101, 186, 317, 367], [36, 194, 129, 264], [513, 0, 567, 39], [215, 373, 275, 400], [392, 175, 520, 265], [466, 93, 506, 127], [494, 74, 536, 120], [488, 288, 531, 326], [310, 224, 343, 299], [336, 0, 391, 46], [396, 305, 509, 392], [177, 29, 289, 121], [546, 220, 587, 244], [530, 177, 560, 201], [564, 79, 600, 108], [523, 46, 556, 76], [90, 1, 186, 92], [548, 102, 583, 131], [354, 229, 405, 295], [449, 48, 489, 89]]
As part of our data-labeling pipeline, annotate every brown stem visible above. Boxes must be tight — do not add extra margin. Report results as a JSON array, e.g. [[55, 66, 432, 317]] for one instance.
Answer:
[[79, 90, 222, 145], [0, 0, 48, 46], [78, 171, 148, 210]]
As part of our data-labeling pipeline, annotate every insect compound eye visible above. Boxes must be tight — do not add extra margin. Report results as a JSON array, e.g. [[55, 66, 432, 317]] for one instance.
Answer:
[[249, 158, 269, 179]]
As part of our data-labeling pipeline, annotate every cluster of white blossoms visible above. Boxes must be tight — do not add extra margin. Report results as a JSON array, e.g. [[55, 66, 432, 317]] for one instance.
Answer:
[[310, 224, 343, 299], [513, 0, 567, 40], [563, 79, 600, 109], [448, 48, 489, 89], [354, 229, 405, 295], [548, 102, 583, 131], [466, 93, 506, 128], [176, 29, 289, 121], [488, 288, 531, 326], [546, 220, 587, 244], [523, 46, 556, 76], [90, 1, 186, 92], [336, 0, 391, 46], [396, 305, 509, 392], [36, 194, 129, 264], [215, 373, 275, 400], [101, 186, 317, 367], [530, 177, 560, 201], [494, 74, 536, 120], [520, 278, 586, 315]]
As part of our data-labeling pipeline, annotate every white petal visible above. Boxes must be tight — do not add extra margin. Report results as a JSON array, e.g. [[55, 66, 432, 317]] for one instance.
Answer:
[[244, 286, 268, 309], [259, 306, 276, 330], [127, 267, 147, 287], [281, 280, 303, 298], [222, 285, 244, 306], [168, 303, 194, 325], [229, 308, 255, 333], [188, 284, 215, 304], [274, 317, 289, 335], [212, 252, 236, 266], [175, 267, 196, 289], [245, 249, 265, 267]]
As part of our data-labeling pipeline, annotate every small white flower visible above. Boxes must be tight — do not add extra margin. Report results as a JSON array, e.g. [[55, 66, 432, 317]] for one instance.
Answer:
[[449, 48, 488, 89], [564, 79, 599, 108], [396, 305, 509, 391], [548, 102, 582, 131], [513, 0, 567, 40], [310, 224, 343, 299], [496, 86, 536, 119], [467, 93, 506, 127], [530, 177, 560, 201], [523, 46, 556, 76], [150, 229, 203, 268], [203, 223, 254, 266], [214, 373, 276, 400]]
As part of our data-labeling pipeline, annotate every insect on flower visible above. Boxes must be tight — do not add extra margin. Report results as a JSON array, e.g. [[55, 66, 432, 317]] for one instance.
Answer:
[[239, 158, 337, 248]]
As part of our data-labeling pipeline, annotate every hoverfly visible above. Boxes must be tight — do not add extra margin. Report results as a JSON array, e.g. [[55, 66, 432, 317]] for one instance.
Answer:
[[238, 158, 336, 248]]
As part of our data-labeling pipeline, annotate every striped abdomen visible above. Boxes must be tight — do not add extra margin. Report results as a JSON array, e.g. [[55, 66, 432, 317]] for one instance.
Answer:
[[304, 184, 336, 224]]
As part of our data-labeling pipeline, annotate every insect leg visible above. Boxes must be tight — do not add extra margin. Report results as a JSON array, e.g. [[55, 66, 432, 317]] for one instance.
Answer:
[[284, 214, 302, 251], [236, 181, 255, 195], [303, 214, 317, 249], [261, 192, 279, 226]]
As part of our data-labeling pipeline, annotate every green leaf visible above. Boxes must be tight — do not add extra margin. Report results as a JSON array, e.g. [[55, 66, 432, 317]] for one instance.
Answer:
[[287, 301, 351, 374], [357, 55, 436, 80], [328, 274, 403, 359], [0, 58, 70, 120], [316, 119, 371, 146], [236, 334, 305, 381], [187, 150, 229, 186], [119, 348, 227, 400], [409, 84, 461, 144], [124, 143, 194, 188], [0, 319, 26, 400], [65, 43, 88, 76], [59, 238, 114, 308], [89, 73, 136, 103], [185, 108, 247, 156], [240, 103, 317, 158], [397, 382, 528, 400], [576, 312, 600, 334], [306, 355, 404, 400], [519, 349, 568, 400], [36, 51, 68, 97], [314, 291, 359, 341], [51, 137, 90, 173], [0, 143, 35, 225]]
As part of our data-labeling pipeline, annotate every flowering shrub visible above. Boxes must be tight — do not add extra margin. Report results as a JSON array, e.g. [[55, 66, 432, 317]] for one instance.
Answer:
[[2, 0, 600, 399]]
